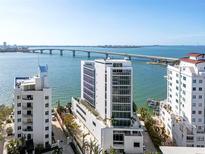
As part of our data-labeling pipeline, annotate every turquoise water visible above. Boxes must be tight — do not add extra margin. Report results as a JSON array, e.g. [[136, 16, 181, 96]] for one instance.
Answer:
[[0, 46, 204, 107]]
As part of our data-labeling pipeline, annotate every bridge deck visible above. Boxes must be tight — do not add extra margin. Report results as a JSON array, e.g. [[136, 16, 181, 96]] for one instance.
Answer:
[[29, 48, 179, 61]]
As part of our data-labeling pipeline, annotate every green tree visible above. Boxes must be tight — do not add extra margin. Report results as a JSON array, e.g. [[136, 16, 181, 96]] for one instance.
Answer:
[[52, 147, 63, 154], [63, 114, 80, 136], [6, 139, 22, 154], [82, 133, 89, 153], [109, 146, 116, 154], [6, 127, 13, 136]]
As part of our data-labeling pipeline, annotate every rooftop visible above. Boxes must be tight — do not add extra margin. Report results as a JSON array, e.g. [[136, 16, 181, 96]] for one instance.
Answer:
[[160, 146, 205, 154], [180, 57, 205, 64], [187, 53, 205, 57]]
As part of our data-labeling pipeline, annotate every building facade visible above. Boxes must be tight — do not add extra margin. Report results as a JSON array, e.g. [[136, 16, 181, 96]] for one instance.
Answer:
[[160, 53, 205, 147], [14, 65, 52, 147], [72, 59, 143, 154]]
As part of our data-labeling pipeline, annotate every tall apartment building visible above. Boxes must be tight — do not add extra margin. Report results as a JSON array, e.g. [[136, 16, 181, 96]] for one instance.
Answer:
[[14, 65, 52, 147], [72, 59, 143, 154], [160, 53, 205, 147]]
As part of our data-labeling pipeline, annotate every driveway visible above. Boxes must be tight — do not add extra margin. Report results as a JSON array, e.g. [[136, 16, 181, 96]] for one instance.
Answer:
[[52, 120, 75, 154], [143, 131, 158, 153]]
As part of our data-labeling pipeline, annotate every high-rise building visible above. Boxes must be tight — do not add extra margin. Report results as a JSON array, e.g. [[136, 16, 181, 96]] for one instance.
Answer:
[[160, 53, 205, 147], [72, 59, 143, 153], [14, 65, 52, 148]]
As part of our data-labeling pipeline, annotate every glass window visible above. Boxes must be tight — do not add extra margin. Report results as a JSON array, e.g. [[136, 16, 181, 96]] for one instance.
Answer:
[[198, 111, 202, 114], [45, 119, 49, 123], [134, 142, 140, 147], [45, 96, 49, 100], [199, 87, 202, 91], [193, 79, 196, 83], [45, 134, 49, 138], [199, 80, 203, 83], [17, 103, 21, 107], [193, 95, 196, 99], [199, 95, 202, 99], [45, 127, 49, 131], [193, 87, 196, 91], [17, 111, 21, 114], [192, 111, 196, 114]]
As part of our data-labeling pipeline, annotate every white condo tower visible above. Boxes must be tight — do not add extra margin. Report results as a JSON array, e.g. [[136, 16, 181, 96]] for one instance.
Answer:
[[72, 59, 143, 154], [160, 53, 205, 147], [14, 65, 52, 148]]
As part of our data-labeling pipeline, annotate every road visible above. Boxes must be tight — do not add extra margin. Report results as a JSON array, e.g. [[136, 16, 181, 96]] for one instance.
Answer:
[[52, 120, 75, 154], [143, 131, 158, 153]]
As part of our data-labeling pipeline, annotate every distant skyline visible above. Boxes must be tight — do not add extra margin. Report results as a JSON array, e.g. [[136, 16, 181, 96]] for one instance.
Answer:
[[0, 0, 205, 45]]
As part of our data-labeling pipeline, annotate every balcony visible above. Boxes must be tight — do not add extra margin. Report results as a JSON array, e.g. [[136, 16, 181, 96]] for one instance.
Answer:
[[23, 128, 33, 132], [22, 95, 33, 100], [22, 106, 33, 110], [23, 114, 32, 117]]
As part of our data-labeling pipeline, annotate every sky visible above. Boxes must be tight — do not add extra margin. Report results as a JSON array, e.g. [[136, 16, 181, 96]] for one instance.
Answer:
[[0, 0, 205, 45]]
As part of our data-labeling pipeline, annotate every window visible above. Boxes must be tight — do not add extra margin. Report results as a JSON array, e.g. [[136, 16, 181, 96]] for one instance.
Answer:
[[45, 119, 49, 123], [199, 95, 202, 99], [45, 127, 49, 131], [176, 86, 179, 90], [192, 118, 195, 122], [199, 80, 203, 83], [92, 121, 96, 127], [199, 87, 202, 91], [18, 134, 21, 138], [193, 79, 196, 83], [45, 96, 49, 100], [198, 111, 202, 114], [45, 111, 49, 115], [17, 96, 20, 99], [176, 80, 179, 84], [134, 142, 140, 147], [198, 118, 202, 122], [27, 103, 32, 108], [183, 76, 186, 81], [17, 126, 21, 130], [193, 95, 196, 99], [17, 111, 21, 115], [192, 111, 196, 114], [199, 103, 202, 107], [17, 103, 21, 107], [192, 103, 196, 107], [17, 118, 21, 122], [183, 84, 186, 88], [193, 87, 196, 91], [45, 134, 49, 138], [45, 103, 49, 108]]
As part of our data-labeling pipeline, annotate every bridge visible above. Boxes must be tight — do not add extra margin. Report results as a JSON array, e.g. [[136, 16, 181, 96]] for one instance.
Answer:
[[27, 48, 179, 63]]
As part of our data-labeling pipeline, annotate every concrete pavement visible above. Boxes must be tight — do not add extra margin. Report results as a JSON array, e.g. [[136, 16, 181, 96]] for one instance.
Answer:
[[52, 120, 75, 154]]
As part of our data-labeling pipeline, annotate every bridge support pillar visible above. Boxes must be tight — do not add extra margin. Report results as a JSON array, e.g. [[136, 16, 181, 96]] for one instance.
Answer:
[[106, 53, 109, 59], [60, 50, 63, 56], [40, 50, 43, 54], [88, 52, 90, 58], [49, 50, 52, 55], [72, 50, 75, 57]]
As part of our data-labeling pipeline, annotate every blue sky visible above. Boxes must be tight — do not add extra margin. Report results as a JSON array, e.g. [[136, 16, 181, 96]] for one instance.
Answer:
[[0, 0, 205, 45]]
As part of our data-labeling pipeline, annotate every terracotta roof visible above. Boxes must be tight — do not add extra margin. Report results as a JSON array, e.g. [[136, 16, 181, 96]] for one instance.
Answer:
[[187, 53, 204, 57], [180, 57, 205, 64]]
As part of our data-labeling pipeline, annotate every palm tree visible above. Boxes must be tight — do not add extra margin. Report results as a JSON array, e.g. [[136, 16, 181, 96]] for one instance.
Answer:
[[88, 139, 95, 154], [109, 146, 116, 154], [93, 143, 102, 154], [52, 147, 63, 154], [6, 139, 22, 154], [82, 133, 89, 153]]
